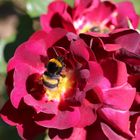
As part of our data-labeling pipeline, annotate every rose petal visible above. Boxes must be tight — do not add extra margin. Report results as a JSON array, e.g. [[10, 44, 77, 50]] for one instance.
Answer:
[[8, 33, 47, 72], [24, 94, 59, 114], [99, 107, 132, 136], [110, 29, 140, 54], [16, 121, 46, 140], [101, 122, 128, 140], [117, 1, 139, 29], [48, 128, 73, 140], [87, 61, 110, 90], [102, 84, 136, 110], [0, 100, 20, 126], [101, 59, 128, 87], [133, 116, 140, 139], [70, 39, 89, 61], [35, 108, 80, 129], [10, 64, 38, 108], [76, 99, 96, 127], [29, 30, 48, 41], [86, 1, 116, 23], [67, 128, 86, 140], [86, 119, 108, 140]]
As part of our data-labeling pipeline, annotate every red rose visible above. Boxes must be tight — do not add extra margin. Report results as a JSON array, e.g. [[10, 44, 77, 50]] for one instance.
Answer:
[[41, 0, 139, 34], [1, 28, 108, 139]]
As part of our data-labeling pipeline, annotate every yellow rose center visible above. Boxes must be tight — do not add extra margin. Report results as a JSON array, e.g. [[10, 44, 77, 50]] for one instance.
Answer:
[[79, 23, 110, 33], [43, 71, 74, 101]]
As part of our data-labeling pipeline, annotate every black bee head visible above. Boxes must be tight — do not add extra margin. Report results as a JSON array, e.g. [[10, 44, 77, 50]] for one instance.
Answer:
[[45, 58, 63, 76], [47, 62, 61, 74]]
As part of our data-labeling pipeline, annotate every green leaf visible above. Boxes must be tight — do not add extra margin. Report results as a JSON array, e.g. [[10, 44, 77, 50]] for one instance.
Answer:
[[64, 0, 74, 7], [26, 0, 52, 17]]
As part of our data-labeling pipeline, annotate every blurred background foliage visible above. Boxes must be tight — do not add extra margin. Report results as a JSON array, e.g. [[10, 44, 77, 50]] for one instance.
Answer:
[[0, 0, 140, 140]]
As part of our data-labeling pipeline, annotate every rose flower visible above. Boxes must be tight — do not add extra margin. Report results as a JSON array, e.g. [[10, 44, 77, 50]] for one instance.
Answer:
[[47, 28, 139, 140], [79, 28, 140, 139], [41, 0, 139, 34], [0, 28, 109, 140]]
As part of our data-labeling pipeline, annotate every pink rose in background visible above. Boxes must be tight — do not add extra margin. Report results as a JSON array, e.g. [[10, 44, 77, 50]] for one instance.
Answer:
[[0, 28, 110, 139], [41, 0, 139, 34]]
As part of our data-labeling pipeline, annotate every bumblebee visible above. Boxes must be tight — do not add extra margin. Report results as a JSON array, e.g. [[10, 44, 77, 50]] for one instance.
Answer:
[[43, 57, 64, 88]]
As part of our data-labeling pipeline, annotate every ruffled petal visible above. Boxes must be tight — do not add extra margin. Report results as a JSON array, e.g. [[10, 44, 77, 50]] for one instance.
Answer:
[[24, 94, 59, 114], [101, 59, 128, 87], [101, 122, 129, 140], [10, 63, 38, 108], [8, 31, 47, 72], [35, 108, 80, 129], [99, 107, 132, 136], [102, 84, 136, 110], [0, 100, 21, 126], [117, 1, 139, 29], [16, 121, 46, 140]]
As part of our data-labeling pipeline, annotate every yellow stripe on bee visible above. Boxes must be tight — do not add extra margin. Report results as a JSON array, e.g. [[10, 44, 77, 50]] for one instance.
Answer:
[[49, 58, 62, 67], [43, 75, 58, 84]]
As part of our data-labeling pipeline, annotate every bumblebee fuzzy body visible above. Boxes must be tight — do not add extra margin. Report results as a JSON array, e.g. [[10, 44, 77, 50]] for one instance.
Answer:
[[43, 57, 64, 88]]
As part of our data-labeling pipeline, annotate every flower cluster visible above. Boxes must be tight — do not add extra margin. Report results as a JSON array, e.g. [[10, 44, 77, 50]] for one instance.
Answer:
[[0, 0, 140, 140], [41, 0, 139, 33]]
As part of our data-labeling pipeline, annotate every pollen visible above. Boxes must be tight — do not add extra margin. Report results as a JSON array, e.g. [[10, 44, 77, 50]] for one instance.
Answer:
[[79, 23, 92, 33], [45, 72, 73, 101], [79, 22, 110, 33]]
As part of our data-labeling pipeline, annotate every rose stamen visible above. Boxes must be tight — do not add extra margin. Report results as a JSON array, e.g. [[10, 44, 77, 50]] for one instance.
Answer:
[[79, 23, 110, 33], [43, 71, 74, 101]]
